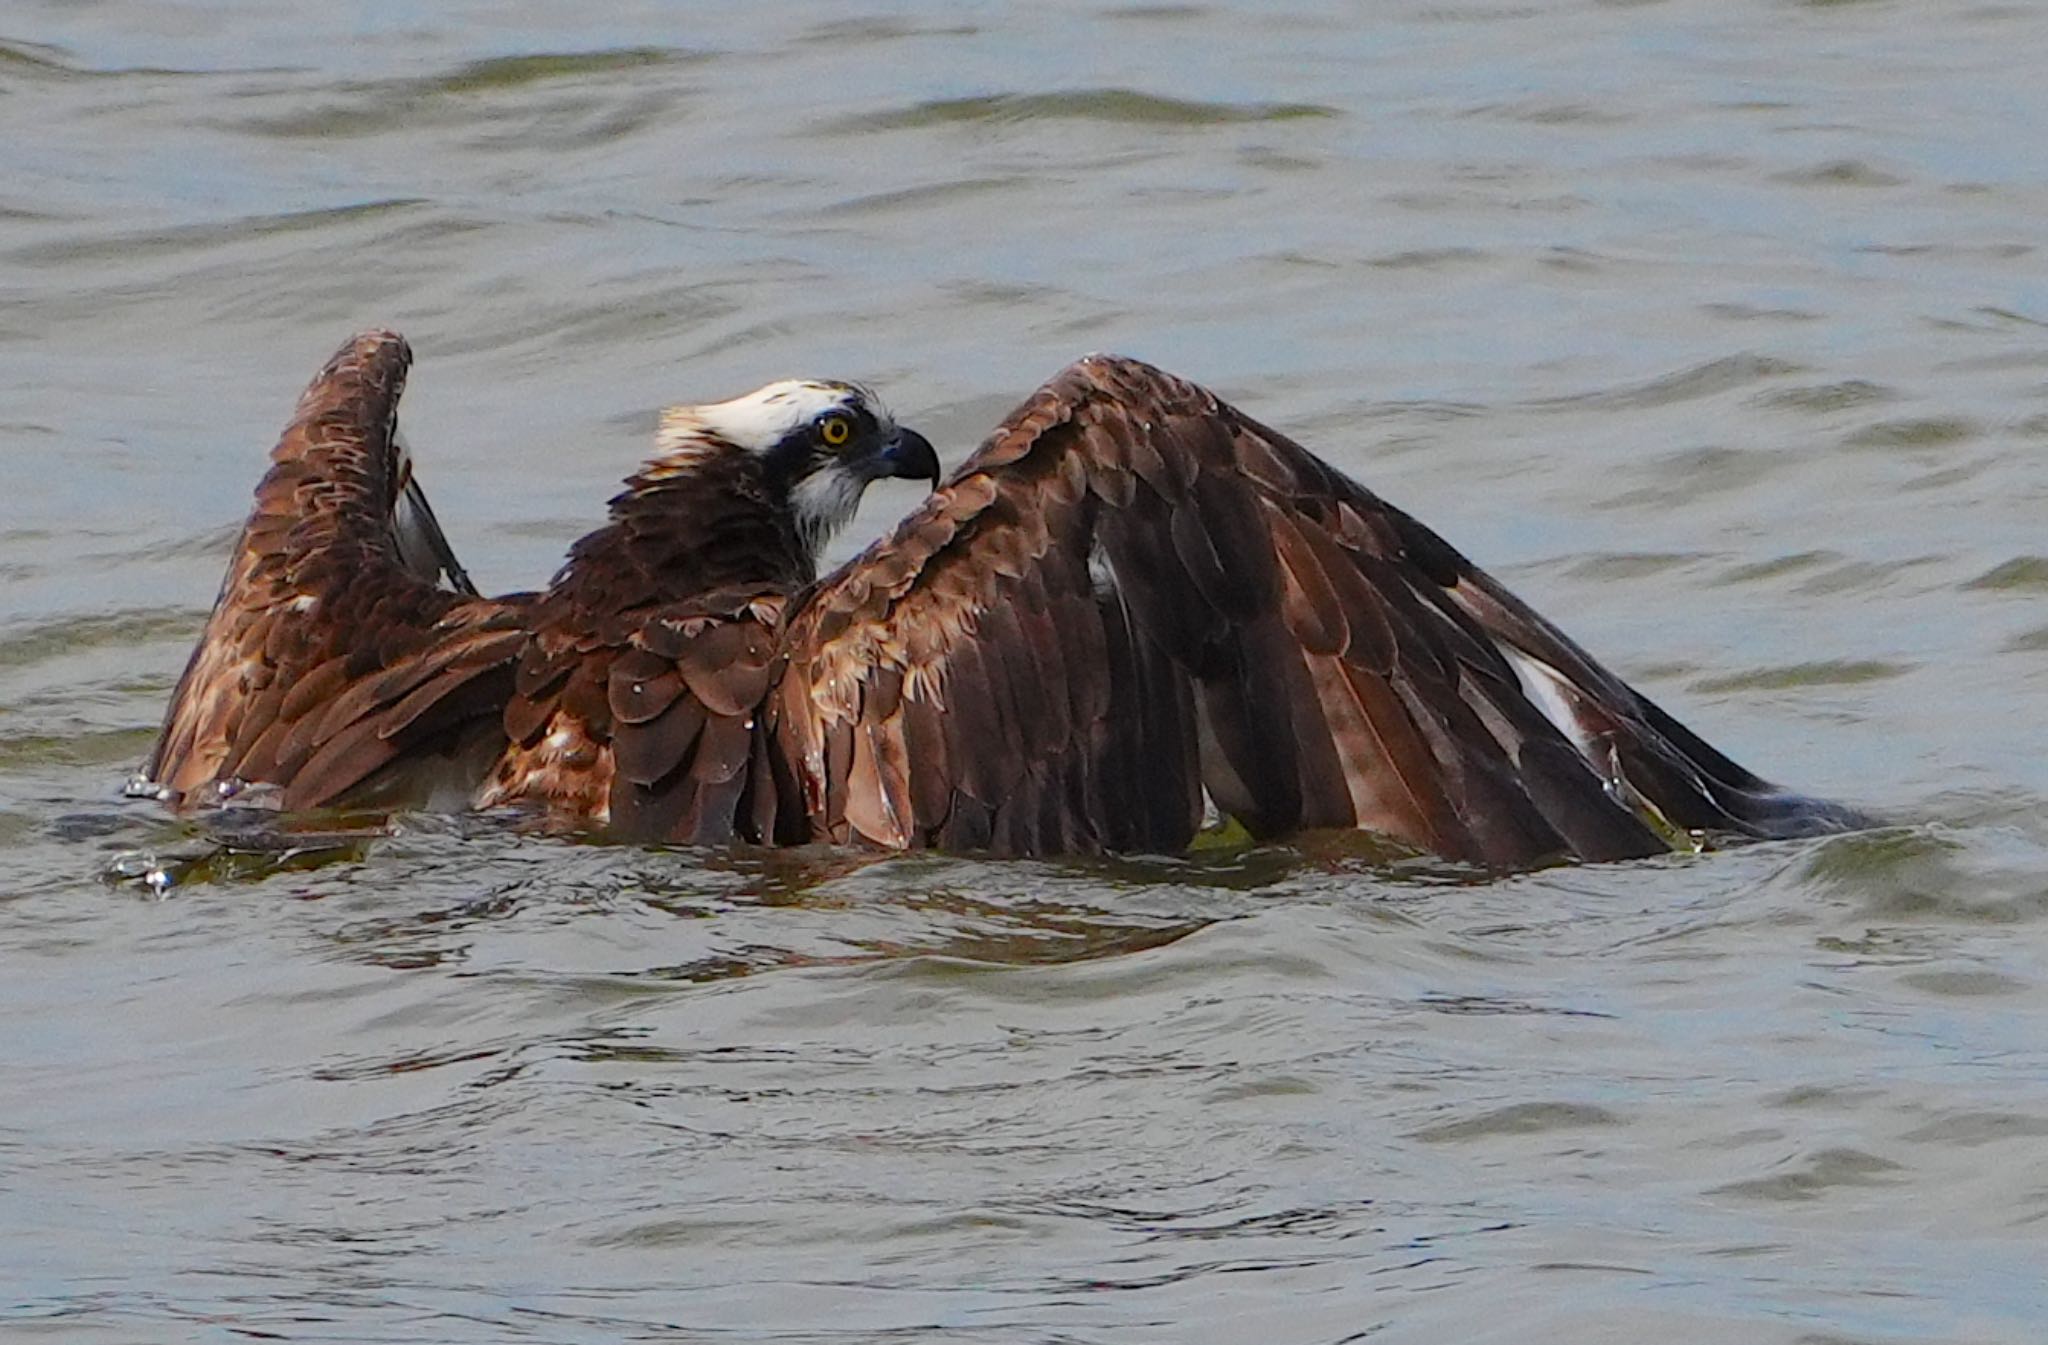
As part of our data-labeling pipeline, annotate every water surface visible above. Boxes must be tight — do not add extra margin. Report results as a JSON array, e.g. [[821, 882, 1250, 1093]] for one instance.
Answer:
[[6, 1, 2048, 1340]]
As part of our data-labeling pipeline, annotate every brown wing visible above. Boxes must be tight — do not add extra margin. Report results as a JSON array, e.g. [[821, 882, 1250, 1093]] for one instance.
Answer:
[[482, 587, 787, 846], [773, 354, 1868, 867], [144, 330, 529, 812]]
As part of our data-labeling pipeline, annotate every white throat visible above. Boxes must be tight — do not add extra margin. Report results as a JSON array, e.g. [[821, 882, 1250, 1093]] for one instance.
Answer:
[[788, 463, 869, 566]]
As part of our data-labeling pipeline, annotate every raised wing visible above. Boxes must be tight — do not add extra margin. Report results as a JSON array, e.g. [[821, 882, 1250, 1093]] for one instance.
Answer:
[[143, 331, 528, 811], [773, 354, 1867, 867]]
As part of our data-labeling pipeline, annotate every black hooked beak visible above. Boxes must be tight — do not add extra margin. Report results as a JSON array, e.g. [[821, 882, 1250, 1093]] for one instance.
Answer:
[[880, 426, 942, 489]]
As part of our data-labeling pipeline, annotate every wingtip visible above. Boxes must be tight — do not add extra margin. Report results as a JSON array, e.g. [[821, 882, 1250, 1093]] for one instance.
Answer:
[[295, 329, 413, 412], [317, 328, 414, 384], [355, 328, 412, 370]]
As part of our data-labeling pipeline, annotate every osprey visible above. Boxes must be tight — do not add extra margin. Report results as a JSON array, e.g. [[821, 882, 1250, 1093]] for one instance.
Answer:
[[139, 330, 1866, 868]]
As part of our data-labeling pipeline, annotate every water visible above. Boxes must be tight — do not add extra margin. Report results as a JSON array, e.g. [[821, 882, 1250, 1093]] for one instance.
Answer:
[[6, 0, 2048, 1339]]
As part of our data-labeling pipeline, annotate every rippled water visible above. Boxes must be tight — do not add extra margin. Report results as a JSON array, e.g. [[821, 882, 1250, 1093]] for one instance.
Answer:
[[7, 1, 2048, 1340]]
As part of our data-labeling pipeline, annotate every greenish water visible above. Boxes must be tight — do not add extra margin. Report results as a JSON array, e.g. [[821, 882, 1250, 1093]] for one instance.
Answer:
[[7, 1, 2048, 1340]]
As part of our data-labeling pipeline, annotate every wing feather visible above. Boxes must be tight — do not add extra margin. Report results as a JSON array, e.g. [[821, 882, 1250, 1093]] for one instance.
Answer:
[[486, 590, 787, 845], [143, 330, 526, 812], [773, 354, 1866, 865]]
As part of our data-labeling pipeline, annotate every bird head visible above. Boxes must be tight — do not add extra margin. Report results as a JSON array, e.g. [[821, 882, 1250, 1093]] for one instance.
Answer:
[[656, 379, 940, 563]]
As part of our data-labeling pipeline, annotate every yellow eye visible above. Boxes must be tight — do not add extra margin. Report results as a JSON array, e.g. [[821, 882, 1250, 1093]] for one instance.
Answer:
[[819, 414, 852, 447]]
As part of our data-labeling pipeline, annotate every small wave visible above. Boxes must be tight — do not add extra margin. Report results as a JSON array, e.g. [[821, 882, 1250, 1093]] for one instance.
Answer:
[[12, 199, 426, 267], [1410, 1101, 1622, 1144], [1103, 5, 1212, 21], [0, 608, 204, 672], [420, 47, 684, 94], [230, 47, 698, 140], [1463, 99, 1632, 126], [1770, 158, 1907, 188], [1839, 416, 1979, 450], [1973, 303, 2048, 327], [1964, 556, 2048, 592], [1701, 301, 1822, 323], [0, 38, 74, 77], [1690, 660, 1911, 694], [0, 726, 158, 772], [1562, 551, 1713, 581], [1716, 550, 1841, 585], [1709, 1147, 1905, 1203], [819, 176, 1033, 218], [1601, 444, 1786, 510], [1900, 1111, 2048, 1147], [796, 17, 981, 44], [1793, 556, 1945, 596], [1532, 353, 1803, 412], [1794, 823, 2048, 923], [840, 88, 1338, 132], [1898, 967, 2031, 997], [1366, 246, 1491, 271], [0, 36, 255, 80], [1752, 379, 1898, 414]]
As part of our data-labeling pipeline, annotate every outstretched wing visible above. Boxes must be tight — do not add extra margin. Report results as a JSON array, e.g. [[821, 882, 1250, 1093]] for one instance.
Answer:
[[773, 354, 1866, 867], [144, 330, 529, 811]]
